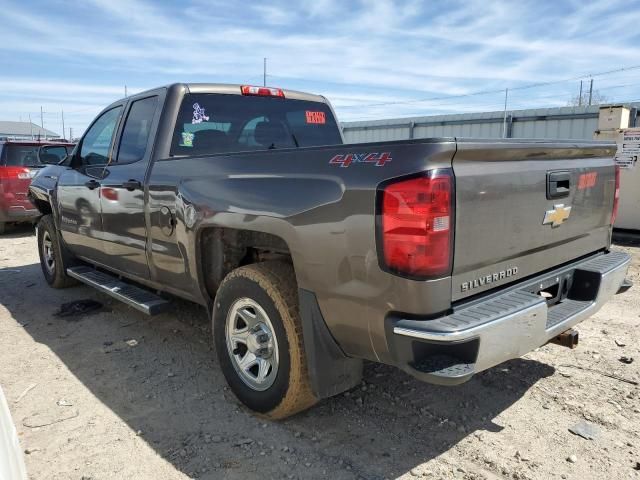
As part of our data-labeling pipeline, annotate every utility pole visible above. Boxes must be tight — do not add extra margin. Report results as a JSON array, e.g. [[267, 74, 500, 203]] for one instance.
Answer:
[[502, 88, 509, 138], [61, 108, 66, 141], [40, 106, 44, 129], [578, 80, 583, 106], [69, 127, 73, 141], [125, 85, 128, 97], [588, 78, 594, 106], [263, 58, 267, 86], [28, 114, 33, 139]]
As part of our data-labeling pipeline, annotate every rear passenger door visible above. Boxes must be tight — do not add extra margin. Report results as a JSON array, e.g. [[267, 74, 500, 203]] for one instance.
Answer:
[[99, 93, 162, 279]]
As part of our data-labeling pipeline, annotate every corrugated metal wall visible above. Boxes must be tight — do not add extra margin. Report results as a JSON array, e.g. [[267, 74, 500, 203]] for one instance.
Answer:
[[341, 103, 640, 143]]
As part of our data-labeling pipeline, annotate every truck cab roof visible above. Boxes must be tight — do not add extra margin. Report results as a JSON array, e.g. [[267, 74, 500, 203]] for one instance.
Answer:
[[112, 83, 329, 107]]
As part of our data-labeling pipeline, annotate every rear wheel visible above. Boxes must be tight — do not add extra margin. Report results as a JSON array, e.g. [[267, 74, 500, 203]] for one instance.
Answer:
[[213, 261, 317, 419], [37, 215, 78, 288]]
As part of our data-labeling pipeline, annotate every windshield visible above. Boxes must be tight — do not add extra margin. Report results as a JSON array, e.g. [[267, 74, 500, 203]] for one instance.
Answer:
[[171, 93, 342, 156]]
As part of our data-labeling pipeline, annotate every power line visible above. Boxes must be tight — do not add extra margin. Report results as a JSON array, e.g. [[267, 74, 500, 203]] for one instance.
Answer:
[[337, 63, 640, 110]]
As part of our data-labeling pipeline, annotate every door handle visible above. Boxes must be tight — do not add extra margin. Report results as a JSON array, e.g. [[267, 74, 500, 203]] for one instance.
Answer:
[[85, 179, 100, 190], [122, 179, 142, 191], [547, 171, 570, 199]]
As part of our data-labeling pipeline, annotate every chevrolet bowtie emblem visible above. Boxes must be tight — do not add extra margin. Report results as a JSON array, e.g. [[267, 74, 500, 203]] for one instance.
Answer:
[[543, 204, 572, 227]]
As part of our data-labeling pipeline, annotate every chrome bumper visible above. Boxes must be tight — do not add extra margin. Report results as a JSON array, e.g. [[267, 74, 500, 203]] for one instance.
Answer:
[[391, 251, 631, 384]]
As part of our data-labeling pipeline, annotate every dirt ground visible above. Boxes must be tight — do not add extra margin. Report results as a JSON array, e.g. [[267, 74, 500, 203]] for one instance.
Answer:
[[0, 224, 638, 480]]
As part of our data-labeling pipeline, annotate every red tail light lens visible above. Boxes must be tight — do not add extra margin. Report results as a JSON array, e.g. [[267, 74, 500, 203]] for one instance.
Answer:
[[611, 165, 620, 225], [379, 170, 454, 278], [240, 85, 285, 98], [0, 166, 31, 180]]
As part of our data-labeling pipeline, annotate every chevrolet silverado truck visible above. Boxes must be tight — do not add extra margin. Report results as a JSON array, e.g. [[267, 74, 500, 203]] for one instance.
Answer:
[[29, 83, 631, 419]]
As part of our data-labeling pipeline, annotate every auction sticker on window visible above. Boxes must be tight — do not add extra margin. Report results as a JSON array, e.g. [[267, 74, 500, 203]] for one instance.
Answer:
[[615, 128, 640, 169], [305, 111, 326, 124]]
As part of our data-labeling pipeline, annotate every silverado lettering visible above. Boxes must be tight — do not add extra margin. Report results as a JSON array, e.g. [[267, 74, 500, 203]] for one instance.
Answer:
[[461, 267, 519, 292]]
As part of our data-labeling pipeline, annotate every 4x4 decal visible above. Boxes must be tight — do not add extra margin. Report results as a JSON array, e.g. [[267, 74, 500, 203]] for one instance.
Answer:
[[329, 152, 392, 168]]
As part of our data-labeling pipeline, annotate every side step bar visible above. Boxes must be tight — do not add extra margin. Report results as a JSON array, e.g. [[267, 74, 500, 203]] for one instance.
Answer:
[[67, 266, 171, 315]]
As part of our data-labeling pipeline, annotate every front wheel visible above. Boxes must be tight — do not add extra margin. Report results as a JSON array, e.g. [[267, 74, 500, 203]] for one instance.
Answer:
[[37, 215, 78, 288], [213, 261, 317, 419]]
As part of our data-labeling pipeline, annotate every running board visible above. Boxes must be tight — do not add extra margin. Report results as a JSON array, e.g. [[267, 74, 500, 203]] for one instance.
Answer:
[[67, 266, 171, 315]]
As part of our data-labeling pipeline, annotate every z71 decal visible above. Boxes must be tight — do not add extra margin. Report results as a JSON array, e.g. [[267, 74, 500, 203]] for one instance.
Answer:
[[329, 152, 392, 168]]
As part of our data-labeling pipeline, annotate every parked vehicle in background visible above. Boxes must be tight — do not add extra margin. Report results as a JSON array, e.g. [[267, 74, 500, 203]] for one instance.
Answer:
[[29, 83, 631, 419], [0, 141, 74, 233], [0, 385, 28, 480]]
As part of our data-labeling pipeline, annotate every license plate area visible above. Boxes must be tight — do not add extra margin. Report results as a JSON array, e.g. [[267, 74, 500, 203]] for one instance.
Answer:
[[523, 272, 574, 307], [520, 263, 603, 306]]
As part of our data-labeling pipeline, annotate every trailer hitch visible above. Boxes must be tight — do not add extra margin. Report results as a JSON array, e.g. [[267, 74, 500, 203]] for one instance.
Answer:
[[550, 328, 579, 349], [617, 278, 633, 294]]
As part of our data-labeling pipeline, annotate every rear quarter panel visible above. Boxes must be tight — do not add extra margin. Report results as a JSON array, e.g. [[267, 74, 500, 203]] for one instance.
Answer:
[[147, 140, 456, 362]]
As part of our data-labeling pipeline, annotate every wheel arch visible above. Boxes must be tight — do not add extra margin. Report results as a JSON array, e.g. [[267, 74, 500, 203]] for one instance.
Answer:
[[198, 226, 295, 304], [32, 198, 52, 216]]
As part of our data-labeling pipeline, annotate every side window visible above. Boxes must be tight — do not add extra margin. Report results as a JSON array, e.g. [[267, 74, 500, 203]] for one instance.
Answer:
[[80, 107, 122, 166], [116, 96, 159, 164]]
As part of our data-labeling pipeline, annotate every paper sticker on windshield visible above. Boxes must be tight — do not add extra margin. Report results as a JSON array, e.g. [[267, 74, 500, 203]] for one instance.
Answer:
[[181, 131, 194, 147], [329, 152, 392, 168], [305, 111, 326, 124], [192, 103, 210, 124]]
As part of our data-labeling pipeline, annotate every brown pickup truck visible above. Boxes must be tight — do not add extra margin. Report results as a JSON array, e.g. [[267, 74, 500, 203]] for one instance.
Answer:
[[29, 83, 631, 418]]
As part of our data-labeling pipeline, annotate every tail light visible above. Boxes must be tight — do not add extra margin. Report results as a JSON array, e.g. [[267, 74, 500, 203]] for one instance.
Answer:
[[0, 166, 32, 180], [240, 85, 285, 98], [378, 169, 454, 279], [611, 165, 620, 225]]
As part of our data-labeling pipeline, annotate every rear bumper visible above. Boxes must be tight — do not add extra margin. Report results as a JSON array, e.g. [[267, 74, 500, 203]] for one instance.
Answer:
[[389, 250, 631, 385], [0, 206, 39, 223]]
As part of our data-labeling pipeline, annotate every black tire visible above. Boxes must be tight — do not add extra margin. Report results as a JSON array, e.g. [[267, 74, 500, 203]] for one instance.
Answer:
[[37, 214, 79, 288], [213, 261, 317, 419], [0, 222, 5, 235]]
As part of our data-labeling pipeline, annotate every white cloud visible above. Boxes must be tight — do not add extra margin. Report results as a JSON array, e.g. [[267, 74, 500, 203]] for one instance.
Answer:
[[2, 0, 640, 130]]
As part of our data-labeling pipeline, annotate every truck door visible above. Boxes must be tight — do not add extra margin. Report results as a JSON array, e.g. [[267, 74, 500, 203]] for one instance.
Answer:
[[99, 94, 162, 279], [57, 105, 123, 264]]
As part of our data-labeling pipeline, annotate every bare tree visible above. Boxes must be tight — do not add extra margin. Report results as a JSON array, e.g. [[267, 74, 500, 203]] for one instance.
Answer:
[[568, 90, 608, 106]]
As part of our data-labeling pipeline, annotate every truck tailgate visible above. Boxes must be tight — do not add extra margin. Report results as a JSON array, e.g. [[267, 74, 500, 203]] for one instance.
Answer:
[[451, 139, 617, 302]]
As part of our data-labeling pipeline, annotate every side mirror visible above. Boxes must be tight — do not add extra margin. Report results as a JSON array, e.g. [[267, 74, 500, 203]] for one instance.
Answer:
[[39, 146, 71, 165], [84, 166, 110, 180], [39, 153, 63, 165]]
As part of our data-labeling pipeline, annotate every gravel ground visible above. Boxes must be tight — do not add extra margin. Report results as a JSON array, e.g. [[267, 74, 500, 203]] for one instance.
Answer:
[[0, 224, 639, 480]]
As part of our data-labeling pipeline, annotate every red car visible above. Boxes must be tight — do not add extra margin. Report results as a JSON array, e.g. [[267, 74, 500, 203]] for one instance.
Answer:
[[0, 140, 75, 233]]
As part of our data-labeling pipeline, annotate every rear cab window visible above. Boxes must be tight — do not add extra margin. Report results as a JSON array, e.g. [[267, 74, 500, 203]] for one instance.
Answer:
[[1, 145, 41, 167], [170, 93, 342, 156]]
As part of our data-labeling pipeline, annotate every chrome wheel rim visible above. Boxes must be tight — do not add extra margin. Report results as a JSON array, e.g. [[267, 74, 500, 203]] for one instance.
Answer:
[[225, 297, 279, 391], [42, 231, 55, 275]]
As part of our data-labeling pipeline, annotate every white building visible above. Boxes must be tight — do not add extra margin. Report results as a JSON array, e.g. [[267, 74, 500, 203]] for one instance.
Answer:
[[0, 121, 60, 140]]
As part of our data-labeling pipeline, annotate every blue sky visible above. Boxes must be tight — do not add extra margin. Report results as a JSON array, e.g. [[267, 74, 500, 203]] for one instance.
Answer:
[[3, 0, 640, 138]]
